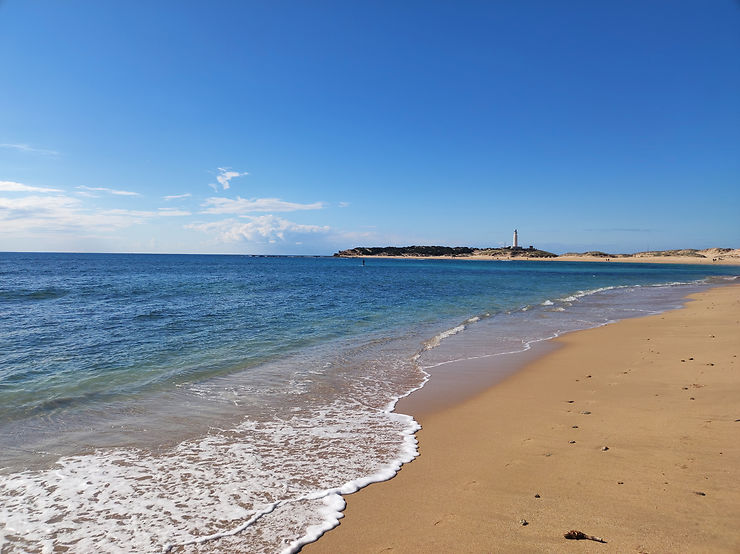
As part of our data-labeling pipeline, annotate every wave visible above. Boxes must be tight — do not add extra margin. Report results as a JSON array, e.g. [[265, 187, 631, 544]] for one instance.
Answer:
[[0, 287, 68, 302], [415, 279, 708, 372]]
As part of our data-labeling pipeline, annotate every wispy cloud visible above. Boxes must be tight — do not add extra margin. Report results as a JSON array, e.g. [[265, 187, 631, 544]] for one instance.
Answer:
[[103, 209, 157, 217], [202, 196, 324, 214], [77, 185, 140, 197], [0, 180, 62, 193], [101, 208, 191, 218], [0, 195, 146, 233], [0, 180, 189, 238], [0, 195, 79, 218], [0, 143, 59, 156], [187, 215, 330, 243], [163, 193, 192, 201], [338, 201, 350, 208], [209, 167, 248, 192], [158, 208, 191, 217]]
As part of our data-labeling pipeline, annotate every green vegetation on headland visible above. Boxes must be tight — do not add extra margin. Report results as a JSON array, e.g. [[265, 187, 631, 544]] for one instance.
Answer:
[[333, 246, 557, 258]]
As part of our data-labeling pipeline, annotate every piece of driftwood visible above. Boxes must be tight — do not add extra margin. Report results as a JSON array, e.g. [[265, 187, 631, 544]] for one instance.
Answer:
[[564, 530, 607, 543]]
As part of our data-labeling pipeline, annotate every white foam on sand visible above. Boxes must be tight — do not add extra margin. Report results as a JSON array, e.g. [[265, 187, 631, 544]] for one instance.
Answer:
[[0, 341, 427, 554], [0, 399, 422, 553]]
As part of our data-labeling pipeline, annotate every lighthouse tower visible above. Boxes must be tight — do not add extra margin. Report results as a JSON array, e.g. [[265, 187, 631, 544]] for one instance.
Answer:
[[513, 229, 518, 248]]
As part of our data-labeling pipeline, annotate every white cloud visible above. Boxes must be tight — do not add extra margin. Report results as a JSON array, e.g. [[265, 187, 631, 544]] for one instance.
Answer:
[[0, 180, 62, 193], [202, 196, 324, 214], [0, 194, 78, 216], [209, 167, 248, 191], [0, 195, 147, 233], [0, 143, 59, 156], [102, 209, 158, 217], [102, 208, 192, 218], [163, 193, 192, 201], [158, 208, 191, 217], [77, 185, 140, 196], [0, 177, 191, 237], [187, 215, 330, 243], [338, 201, 350, 208]]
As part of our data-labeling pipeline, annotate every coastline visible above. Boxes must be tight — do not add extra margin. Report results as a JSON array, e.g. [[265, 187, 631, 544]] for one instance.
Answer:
[[338, 254, 740, 265], [305, 283, 740, 553]]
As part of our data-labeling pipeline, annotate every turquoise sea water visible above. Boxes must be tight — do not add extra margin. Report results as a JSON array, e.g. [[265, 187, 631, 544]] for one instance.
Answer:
[[1, 253, 738, 552]]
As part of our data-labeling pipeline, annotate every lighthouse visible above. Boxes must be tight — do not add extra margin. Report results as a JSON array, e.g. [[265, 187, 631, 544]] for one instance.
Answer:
[[513, 229, 518, 248]]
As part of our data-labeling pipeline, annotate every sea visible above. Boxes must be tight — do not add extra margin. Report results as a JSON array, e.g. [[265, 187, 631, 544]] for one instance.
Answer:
[[1, 253, 738, 553]]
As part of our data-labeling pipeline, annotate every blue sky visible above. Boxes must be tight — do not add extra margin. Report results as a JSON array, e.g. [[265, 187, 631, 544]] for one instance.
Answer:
[[1, 1, 738, 254]]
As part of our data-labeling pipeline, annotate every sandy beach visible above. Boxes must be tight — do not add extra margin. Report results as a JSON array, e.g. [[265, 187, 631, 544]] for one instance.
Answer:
[[306, 284, 740, 553]]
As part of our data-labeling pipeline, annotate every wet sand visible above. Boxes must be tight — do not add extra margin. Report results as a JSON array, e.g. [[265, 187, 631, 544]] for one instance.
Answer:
[[305, 284, 740, 553]]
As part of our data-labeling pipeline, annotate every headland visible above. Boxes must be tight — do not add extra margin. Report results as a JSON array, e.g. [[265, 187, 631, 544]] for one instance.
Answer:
[[334, 246, 740, 265]]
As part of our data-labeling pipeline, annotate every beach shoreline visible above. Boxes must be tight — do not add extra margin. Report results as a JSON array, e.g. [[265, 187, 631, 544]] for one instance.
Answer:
[[305, 283, 740, 553]]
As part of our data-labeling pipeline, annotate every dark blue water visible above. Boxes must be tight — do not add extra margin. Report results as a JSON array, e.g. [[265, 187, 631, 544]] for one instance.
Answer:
[[0, 253, 737, 552]]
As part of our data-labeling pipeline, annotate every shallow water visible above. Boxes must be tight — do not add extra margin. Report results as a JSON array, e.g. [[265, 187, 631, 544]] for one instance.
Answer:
[[0, 253, 738, 552]]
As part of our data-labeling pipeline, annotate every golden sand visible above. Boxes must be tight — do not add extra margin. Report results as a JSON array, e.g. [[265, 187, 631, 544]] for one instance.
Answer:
[[306, 284, 740, 553]]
